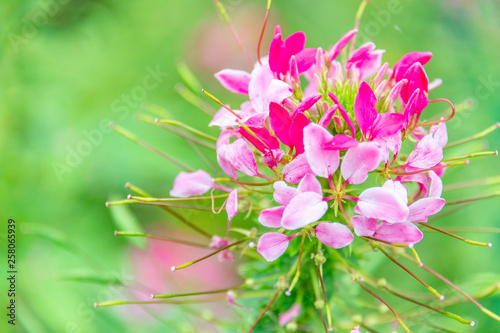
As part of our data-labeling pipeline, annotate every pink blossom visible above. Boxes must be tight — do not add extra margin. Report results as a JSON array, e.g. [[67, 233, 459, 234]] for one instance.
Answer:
[[283, 153, 313, 184], [170, 170, 214, 198], [226, 189, 238, 220], [327, 29, 357, 61], [279, 304, 301, 326], [256, 232, 290, 262], [392, 51, 432, 83], [315, 222, 354, 248], [341, 141, 382, 184], [214, 69, 252, 95], [303, 123, 340, 178]]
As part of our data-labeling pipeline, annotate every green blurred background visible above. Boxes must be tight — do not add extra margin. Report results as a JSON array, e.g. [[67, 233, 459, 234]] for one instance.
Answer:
[[1, 0, 499, 332]]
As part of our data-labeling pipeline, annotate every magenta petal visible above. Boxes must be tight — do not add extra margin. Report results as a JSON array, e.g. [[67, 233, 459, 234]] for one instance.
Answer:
[[407, 197, 445, 223], [293, 94, 322, 115], [285, 31, 306, 56], [239, 125, 280, 153], [214, 69, 251, 95], [281, 192, 328, 230], [303, 123, 340, 178], [258, 206, 286, 228], [269, 33, 283, 74], [392, 51, 433, 82], [316, 222, 354, 249], [289, 112, 310, 154], [352, 215, 378, 237], [354, 82, 378, 139], [226, 139, 258, 176], [323, 134, 359, 150], [295, 48, 317, 73], [341, 142, 382, 185], [269, 102, 292, 146], [226, 189, 238, 220], [319, 105, 337, 128], [400, 62, 429, 106], [357, 187, 409, 222], [279, 304, 301, 327], [297, 173, 322, 195], [406, 136, 443, 170], [328, 29, 357, 60], [373, 222, 423, 244], [371, 113, 405, 139], [283, 153, 313, 184], [273, 181, 299, 205], [170, 170, 214, 198], [257, 232, 289, 262]]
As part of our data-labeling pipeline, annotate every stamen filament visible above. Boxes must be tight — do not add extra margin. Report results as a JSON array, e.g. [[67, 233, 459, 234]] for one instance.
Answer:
[[286, 233, 306, 295], [418, 98, 455, 127], [349, 0, 370, 55], [202, 89, 242, 119], [114, 231, 210, 248], [446, 192, 500, 205], [389, 160, 469, 176], [257, 0, 272, 65], [152, 285, 245, 299], [171, 239, 247, 271], [445, 122, 500, 149], [155, 119, 218, 142], [247, 288, 281, 333], [442, 150, 498, 163], [317, 263, 333, 331], [419, 223, 492, 247], [127, 194, 229, 202], [175, 84, 216, 116], [110, 122, 193, 172], [106, 199, 216, 211]]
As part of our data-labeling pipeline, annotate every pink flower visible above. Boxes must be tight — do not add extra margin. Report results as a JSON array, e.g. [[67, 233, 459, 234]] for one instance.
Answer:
[[226, 189, 238, 220], [303, 123, 340, 178], [257, 232, 291, 262], [315, 222, 354, 249], [170, 170, 214, 198], [279, 304, 301, 326], [214, 69, 252, 95]]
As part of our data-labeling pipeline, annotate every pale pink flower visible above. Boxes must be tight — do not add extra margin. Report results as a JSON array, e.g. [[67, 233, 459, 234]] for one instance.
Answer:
[[170, 170, 214, 198]]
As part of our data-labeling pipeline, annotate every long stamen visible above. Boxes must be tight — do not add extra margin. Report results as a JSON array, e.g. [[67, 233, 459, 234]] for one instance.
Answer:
[[357, 281, 411, 333], [213, 0, 253, 66], [446, 192, 500, 205], [389, 160, 469, 176], [378, 247, 444, 300], [202, 89, 242, 119], [442, 150, 498, 163], [114, 231, 211, 248], [171, 238, 247, 271], [175, 84, 216, 116], [106, 199, 216, 211], [418, 98, 455, 127], [444, 175, 500, 192], [214, 178, 276, 186], [445, 122, 500, 149], [316, 262, 333, 331], [126, 194, 229, 202], [110, 122, 193, 172], [152, 285, 245, 299], [257, 0, 272, 65], [419, 223, 492, 247], [401, 252, 500, 322], [154, 119, 218, 142]]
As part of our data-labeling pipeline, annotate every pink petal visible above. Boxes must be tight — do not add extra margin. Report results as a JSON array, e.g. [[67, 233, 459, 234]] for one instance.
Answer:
[[226, 139, 258, 177], [269, 102, 292, 146], [323, 134, 359, 150], [316, 222, 354, 249], [239, 125, 280, 152], [328, 29, 357, 60], [273, 181, 299, 205], [392, 51, 433, 82], [373, 222, 423, 244], [319, 105, 337, 128], [303, 123, 340, 178], [430, 122, 448, 148], [407, 197, 445, 223], [428, 171, 443, 198], [257, 232, 289, 262], [400, 62, 429, 107], [357, 187, 409, 223], [371, 113, 405, 139], [262, 149, 285, 169], [295, 48, 317, 73], [356, 49, 384, 80], [226, 189, 238, 220], [289, 112, 310, 154], [258, 206, 286, 228], [382, 179, 409, 205], [217, 144, 238, 179], [283, 153, 313, 184], [170, 170, 213, 198], [354, 82, 378, 139], [281, 192, 328, 230], [214, 69, 251, 95], [297, 173, 322, 195], [249, 63, 274, 112], [406, 136, 443, 170], [209, 106, 241, 128], [352, 215, 378, 237], [267, 79, 293, 105], [269, 33, 284, 75], [341, 142, 382, 184], [350, 326, 362, 333], [279, 304, 301, 327], [293, 94, 322, 115]]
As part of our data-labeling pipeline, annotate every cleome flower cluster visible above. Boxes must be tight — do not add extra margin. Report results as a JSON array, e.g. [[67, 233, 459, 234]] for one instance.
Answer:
[[169, 26, 451, 263]]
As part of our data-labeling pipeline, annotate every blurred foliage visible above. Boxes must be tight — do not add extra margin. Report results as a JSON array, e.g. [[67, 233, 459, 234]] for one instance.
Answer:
[[0, 0, 499, 332]]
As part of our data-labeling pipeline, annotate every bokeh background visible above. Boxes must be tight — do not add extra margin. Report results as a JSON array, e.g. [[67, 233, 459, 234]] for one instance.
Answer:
[[1, 0, 500, 332]]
